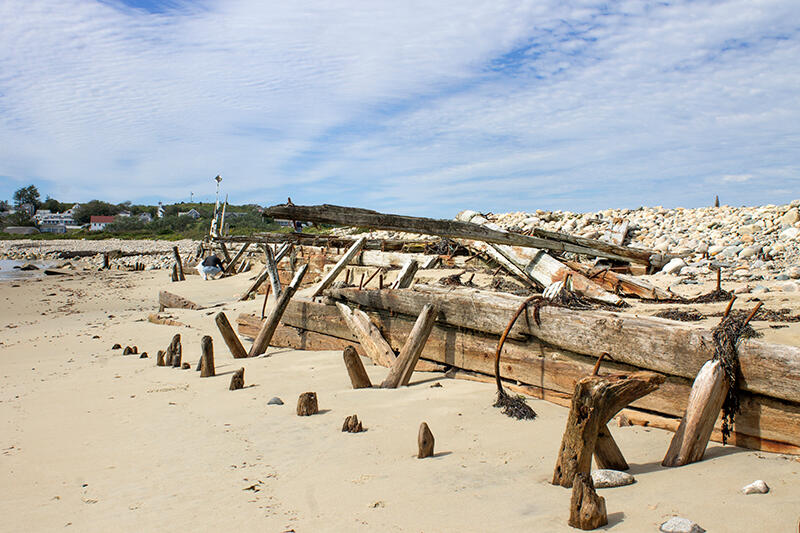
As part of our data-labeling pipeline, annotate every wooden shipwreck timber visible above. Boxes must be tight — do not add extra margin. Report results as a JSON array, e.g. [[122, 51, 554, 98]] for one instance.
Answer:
[[192, 202, 799, 460]]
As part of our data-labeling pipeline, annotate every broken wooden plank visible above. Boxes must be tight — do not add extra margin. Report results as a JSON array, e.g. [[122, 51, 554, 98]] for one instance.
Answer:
[[158, 290, 200, 311], [312, 237, 366, 297], [215, 311, 248, 359], [381, 303, 436, 388], [336, 302, 396, 367], [265, 203, 657, 265], [390, 259, 419, 289], [249, 264, 308, 357], [223, 242, 251, 275], [343, 345, 372, 389], [566, 260, 672, 300], [240, 268, 270, 301], [265, 245, 282, 299]]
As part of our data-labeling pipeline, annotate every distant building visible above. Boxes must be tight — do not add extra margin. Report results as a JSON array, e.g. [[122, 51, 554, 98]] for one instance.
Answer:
[[89, 215, 115, 231], [178, 208, 201, 219], [139, 212, 153, 223], [118, 210, 131, 217], [34, 209, 75, 229], [157, 202, 165, 218]]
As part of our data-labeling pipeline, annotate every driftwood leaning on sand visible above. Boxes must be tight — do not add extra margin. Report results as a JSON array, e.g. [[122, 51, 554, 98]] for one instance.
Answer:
[[343, 346, 372, 389], [215, 312, 248, 359], [249, 263, 308, 357], [159, 290, 200, 311], [380, 304, 437, 388]]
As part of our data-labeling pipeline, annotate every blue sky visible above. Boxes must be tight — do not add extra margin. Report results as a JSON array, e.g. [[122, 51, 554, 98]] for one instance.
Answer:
[[0, 0, 798, 216]]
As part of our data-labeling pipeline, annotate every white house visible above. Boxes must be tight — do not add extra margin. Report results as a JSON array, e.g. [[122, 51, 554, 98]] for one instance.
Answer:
[[89, 215, 115, 231], [178, 208, 201, 219]]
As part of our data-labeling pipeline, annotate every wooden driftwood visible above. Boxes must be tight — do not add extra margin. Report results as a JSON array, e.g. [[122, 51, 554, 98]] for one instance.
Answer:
[[595, 425, 629, 471], [159, 290, 200, 311], [199, 335, 215, 377], [229, 368, 245, 390], [172, 246, 185, 281], [237, 300, 800, 451], [569, 472, 608, 530], [328, 285, 800, 403], [343, 345, 372, 389], [312, 237, 366, 297], [264, 245, 282, 299], [336, 303, 396, 366], [662, 359, 728, 467], [249, 264, 308, 357], [342, 414, 364, 433], [566, 260, 672, 300], [165, 334, 181, 367], [156, 350, 166, 366], [264, 203, 656, 265], [552, 372, 664, 488], [381, 304, 437, 388], [418, 422, 434, 458], [215, 312, 248, 359], [297, 392, 318, 416], [241, 268, 270, 301]]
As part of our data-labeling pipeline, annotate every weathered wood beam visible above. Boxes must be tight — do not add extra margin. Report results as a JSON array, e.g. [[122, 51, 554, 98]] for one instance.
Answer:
[[264, 245, 282, 299], [381, 304, 436, 388], [565, 260, 672, 300], [662, 359, 728, 467], [327, 285, 800, 403], [336, 302, 396, 367], [343, 345, 372, 389], [158, 290, 200, 311], [249, 264, 308, 357], [223, 242, 251, 274], [215, 232, 438, 251], [172, 246, 185, 281], [264, 203, 657, 265], [312, 237, 366, 297], [240, 268, 270, 301], [215, 312, 248, 359], [390, 260, 419, 289]]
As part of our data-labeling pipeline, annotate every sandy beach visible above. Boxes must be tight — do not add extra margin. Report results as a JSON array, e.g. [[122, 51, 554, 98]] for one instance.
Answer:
[[1, 263, 798, 532]]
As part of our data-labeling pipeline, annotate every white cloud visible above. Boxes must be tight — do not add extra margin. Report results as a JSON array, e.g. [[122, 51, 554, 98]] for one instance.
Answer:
[[0, 0, 798, 214]]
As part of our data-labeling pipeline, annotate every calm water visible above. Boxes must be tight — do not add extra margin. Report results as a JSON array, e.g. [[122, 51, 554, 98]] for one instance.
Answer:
[[0, 259, 57, 281]]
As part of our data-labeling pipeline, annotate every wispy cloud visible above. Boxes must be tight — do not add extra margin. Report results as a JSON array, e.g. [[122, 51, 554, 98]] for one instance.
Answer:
[[0, 0, 798, 215]]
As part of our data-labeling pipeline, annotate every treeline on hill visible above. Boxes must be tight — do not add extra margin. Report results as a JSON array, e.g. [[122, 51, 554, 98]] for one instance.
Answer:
[[1, 186, 290, 239]]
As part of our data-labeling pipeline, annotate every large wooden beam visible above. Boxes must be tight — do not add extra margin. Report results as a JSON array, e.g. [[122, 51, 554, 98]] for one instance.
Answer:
[[390, 259, 419, 289], [565, 260, 672, 300], [312, 237, 366, 297], [326, 285, 800, 403], [264, 245, 282, 299], [223, 242, 251, 275], [265, 203, 657, 265], [158, 290, 200, 310], [249, 264, 308, 356]]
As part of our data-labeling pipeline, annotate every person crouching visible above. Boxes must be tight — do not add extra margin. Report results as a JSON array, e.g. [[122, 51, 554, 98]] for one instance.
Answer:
[[197, 254, 224, 280]]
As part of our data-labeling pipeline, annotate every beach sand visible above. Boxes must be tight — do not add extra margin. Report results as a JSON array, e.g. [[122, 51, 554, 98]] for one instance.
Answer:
[[1, 268, 799, 532]]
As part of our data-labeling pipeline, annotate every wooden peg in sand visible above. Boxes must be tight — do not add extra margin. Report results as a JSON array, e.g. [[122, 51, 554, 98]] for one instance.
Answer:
[[156, 349, 165, 366], [342, 414, 364, 433], [418, 422, 434, 458], [568, 472, 607, 530], [199, 335, 215, 377], [215, 312, 248, 359], [165, 334, 181, 367], [343, 345, 372, 389], [229, 368, 244, 390], [296, 392, 318, 416]]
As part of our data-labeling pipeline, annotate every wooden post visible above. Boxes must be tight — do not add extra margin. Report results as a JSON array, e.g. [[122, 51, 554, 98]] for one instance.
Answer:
[[336, 303, 396, 367], [662, 359, 728, 467], [296, 392, 318, 416], [568, 472, 608, 530], [103, 253, 109, 270], [343, 345, 372, 389], [418, 422, 434, 458], [312, 237, 366, 297], [240, 267, 270, 301], [218, 242, 232, 264], [391, 259, 419, 289], [261, 284, 271, 319], [264, 245, 282, 299], [249, 264, 308, 357], [381, 304, 437, 388], [156, 349, 165, 366], [199, 335, 215, 377], [552, 372, 664, 488], [165, 334, 181, 367], [170, 264, 178, 282], [215, 312, 248, 359], [172, 246, 185, 281], [229, 368, 244, 390], [223, 242, 251, 274], [171, 350, 182, 368]]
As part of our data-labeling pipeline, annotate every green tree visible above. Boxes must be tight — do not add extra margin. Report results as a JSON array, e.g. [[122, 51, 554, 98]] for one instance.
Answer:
[[72, 200, 121, 224], [13, 185, 41, 209]]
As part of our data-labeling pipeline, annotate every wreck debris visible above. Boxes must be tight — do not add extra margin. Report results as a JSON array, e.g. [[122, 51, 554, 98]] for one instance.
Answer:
[[380, 304, 437, 388], [343, 345, 372, 389], [215, 311, 248, 359], [312, 237, 366, 297], [249, 264, 309, 357], [199, 335, 215, 377], [418, 422, 434, 458], [297, 392, 319, 416]]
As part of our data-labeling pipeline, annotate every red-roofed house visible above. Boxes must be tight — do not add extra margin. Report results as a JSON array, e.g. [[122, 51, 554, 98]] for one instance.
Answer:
[[90, 215, 116, 231]]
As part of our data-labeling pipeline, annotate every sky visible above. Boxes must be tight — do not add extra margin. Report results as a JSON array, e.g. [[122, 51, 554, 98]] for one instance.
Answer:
[[0, 0, 798, 217]]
